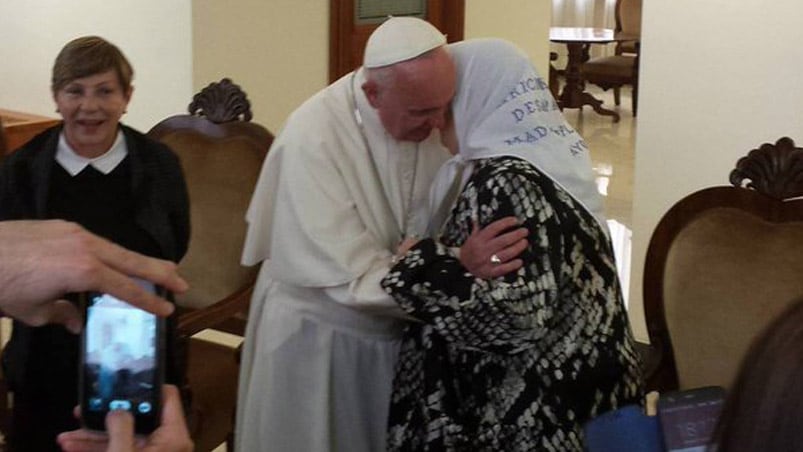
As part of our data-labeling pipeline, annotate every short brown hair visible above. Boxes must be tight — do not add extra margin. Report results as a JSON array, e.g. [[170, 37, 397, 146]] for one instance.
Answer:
[[51, 36, 134, 93]]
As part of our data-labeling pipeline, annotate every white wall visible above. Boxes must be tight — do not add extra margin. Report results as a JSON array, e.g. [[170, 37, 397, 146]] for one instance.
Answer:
[[1, 2, 550, 136], [464, 0, 552, 71], [0, 0, 192, 131], [628, 0, 803, 341], [192, 0, 330, 135]]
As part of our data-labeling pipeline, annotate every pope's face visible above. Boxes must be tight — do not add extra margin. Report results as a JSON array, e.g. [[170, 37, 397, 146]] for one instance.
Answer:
[[365, 49, 456, 143], [53, 70, 131, 158]]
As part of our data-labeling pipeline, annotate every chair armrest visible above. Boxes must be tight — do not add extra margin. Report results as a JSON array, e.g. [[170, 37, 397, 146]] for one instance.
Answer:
[[177, 279, 255, 337], [634, 340, 663, 389]]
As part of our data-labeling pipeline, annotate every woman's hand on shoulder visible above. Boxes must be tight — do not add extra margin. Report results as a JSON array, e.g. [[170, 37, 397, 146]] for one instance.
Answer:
[[459, 217, 527, 278]]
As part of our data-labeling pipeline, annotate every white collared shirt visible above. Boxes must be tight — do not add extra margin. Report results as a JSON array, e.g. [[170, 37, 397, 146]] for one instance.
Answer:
[[55, 130, 127, 176]]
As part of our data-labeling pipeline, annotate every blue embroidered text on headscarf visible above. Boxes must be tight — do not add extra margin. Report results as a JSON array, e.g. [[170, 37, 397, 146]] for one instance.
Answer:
[[499, 75, 587, 156], [429, 38, 604, 228]]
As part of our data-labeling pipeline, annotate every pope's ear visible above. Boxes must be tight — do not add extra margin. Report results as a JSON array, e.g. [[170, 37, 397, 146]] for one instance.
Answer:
[[361, 80, 380, 108]]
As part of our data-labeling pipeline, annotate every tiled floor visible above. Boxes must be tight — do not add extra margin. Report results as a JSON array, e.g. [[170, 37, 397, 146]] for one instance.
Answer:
[[560, 85, 637, 305], [561, 85, 637, 229]]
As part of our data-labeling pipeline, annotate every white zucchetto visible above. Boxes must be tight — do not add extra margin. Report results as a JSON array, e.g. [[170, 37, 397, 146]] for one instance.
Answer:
[[363, 17, 446, 68]]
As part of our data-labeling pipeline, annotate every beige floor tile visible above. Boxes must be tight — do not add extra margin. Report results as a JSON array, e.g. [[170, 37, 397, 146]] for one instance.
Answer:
[[561, 85, 637, 228]]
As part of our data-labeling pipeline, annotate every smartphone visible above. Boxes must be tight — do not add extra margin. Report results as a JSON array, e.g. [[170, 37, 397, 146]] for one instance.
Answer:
[[79, 280, 166, 435], [657, 385, 726, 452]]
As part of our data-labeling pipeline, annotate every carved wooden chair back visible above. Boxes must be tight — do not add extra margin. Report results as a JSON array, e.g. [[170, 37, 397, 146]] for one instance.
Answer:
[[147, 78, 273, 451], [642, 137, 803, 392], [148, 78, 272, 335]]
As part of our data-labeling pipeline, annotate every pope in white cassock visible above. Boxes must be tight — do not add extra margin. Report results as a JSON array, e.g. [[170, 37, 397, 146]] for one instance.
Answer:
[[235, 18, 457, 452]]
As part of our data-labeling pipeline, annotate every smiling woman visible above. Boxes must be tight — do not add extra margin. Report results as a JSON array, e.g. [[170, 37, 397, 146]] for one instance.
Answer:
[[0, 36, 190, 452], [51, 37, 134, 158], [53, 70, 131, 158]]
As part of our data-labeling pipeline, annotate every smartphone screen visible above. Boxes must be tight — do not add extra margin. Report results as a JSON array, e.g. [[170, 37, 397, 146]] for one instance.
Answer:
[[657, 386, 726, 452], [80, 280, 165, 434]]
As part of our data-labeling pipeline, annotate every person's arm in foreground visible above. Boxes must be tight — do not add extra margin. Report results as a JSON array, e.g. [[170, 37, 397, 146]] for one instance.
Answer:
[[57, 384, 193, 452], [0, 220, 187, 333]]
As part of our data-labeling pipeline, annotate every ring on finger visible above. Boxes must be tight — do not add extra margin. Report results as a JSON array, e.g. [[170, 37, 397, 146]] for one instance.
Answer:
[[490, 254, 502, 265]]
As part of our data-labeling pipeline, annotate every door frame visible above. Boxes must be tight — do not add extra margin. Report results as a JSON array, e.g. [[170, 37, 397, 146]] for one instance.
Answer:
[[329, 0, 465, 83]]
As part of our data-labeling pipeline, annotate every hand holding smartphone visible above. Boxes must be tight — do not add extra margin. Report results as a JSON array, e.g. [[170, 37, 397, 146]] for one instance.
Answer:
[[57, 385, 194, 452], [79, 279, 167, 435]]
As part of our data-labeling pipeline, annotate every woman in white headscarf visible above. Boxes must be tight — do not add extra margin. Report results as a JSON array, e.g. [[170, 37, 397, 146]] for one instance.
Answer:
[[380, 38, 643, 451]]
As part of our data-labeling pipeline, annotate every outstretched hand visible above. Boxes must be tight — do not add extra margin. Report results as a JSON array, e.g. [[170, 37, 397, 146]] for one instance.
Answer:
[[0, 220, 187, 333], [460, 217, 528, 279]]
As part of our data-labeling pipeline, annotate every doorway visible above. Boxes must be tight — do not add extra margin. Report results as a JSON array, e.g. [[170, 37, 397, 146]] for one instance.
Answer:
[[329, 0, 465, 83]]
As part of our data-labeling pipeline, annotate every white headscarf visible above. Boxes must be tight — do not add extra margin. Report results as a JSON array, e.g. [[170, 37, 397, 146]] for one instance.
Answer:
[[430, 38, 606, 231]]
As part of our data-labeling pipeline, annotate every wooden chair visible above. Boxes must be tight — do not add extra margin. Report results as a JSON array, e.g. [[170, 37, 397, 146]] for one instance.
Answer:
[[0, 115, 8, 159], [611, 0, 641, 55], [0, 325, 8, 448], [642, 137, 803, 393], [147, 78, 273, 451], [0, 121, 9, 443], [581, 0, 641, 116]]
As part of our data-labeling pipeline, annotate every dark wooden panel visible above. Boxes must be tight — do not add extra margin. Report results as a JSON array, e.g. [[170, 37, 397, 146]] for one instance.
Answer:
[[329, 0, 465, 83]]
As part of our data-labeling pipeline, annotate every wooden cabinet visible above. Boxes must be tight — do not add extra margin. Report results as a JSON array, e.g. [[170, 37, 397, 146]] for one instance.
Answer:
[[0, 109, 61, 155]]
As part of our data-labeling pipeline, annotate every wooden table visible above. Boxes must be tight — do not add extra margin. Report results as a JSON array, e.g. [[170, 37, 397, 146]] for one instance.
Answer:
[[0, 108, 61, 154], [550, 27, 620, 122]]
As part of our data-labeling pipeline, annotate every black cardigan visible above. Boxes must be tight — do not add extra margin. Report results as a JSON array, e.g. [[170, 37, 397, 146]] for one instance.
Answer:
[[0, 123, 190, 261]]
